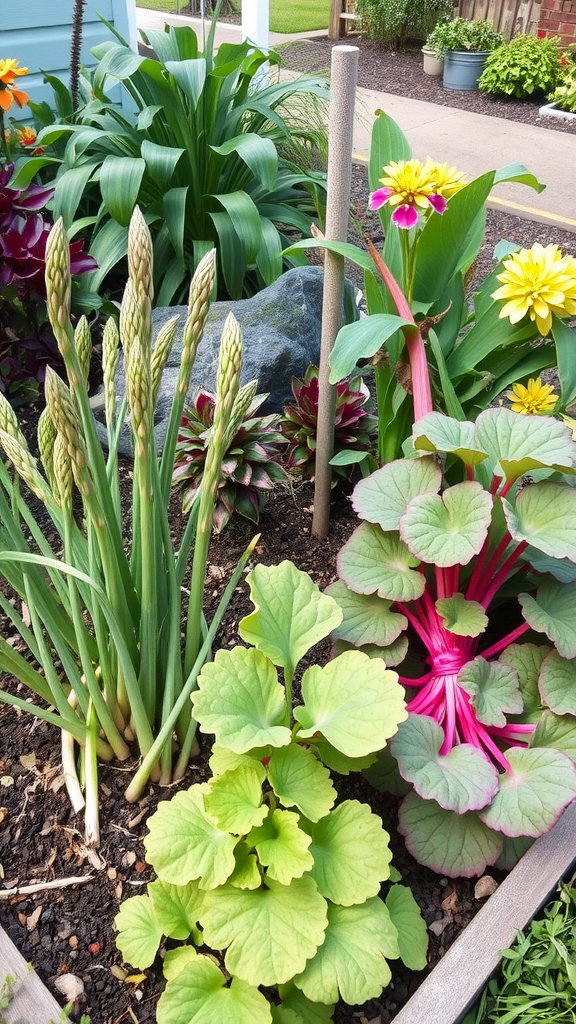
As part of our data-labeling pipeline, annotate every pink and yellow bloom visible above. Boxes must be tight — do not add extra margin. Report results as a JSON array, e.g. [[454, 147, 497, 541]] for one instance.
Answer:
[[369, 157, 465, 229], [0, 59, 29, 112], [492, 242, 576, 337]]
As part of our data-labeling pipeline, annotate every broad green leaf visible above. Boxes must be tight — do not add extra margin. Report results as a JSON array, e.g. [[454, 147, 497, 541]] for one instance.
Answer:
[[400, 483, 492, 567], [239, 561, 342, 674], [115, 896, 162, 969], [212, 190, 262, 264], [369, 110, 411, 192], [283, 237, 376, 272], [100, 156, 144, 225], [212, 134, 278, 192], [163, 187, 188, 266], [144, 783, 238, 889], [164, 57, 207, 107], [326, 580, 407, 648], [475, 408, 576, 483], [479, 747, 576, 837], [141, 139, 184, 188], [201, 876, 328, 987], [53, 163, 98, 225], [499, 644, 550, 715], [294, 650, 407, 757], [527, 549, 576, 584], [519, 580, 576, 659], [352, 456, 442, 529], [493, 163, 545, 193], [390, 715, 498, 813], [148, 878, 203, 940], [248, 809, 313, 885], [531, 710, 576, 761], [363, 745, 412, 797], [192, 647, 291, 753], [503, 483, 576, 562], [204, 764, 268, 834], [308, 738, 379, 776], [552, 314, 576, 409], [412, 413, 487, 467], [209, 745, 266, 777], [271, 1008, 302, 1024], [328, 315, 412, 383], [157, 956, 272, 1024], [294, 898, 399, 1005], [277, 984, 334, 1024], [82, 218, 129, 291], [163, 946, 201, 983], [436, 593, 488, 637], [307, 800, 393, 905], [398, 792, 503, 878], [268, 744, 336, 822], [538, 650, 576, 716], [228, 844, 262, 890], [385, 884, 428, 970], [458, 658, 523, 727], [338, 524, 425, 602], [333, 635, 409, 668]]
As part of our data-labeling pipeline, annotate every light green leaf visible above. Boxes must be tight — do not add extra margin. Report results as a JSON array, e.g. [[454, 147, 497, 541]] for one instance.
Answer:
[[248, 809, 313, 885], [308, 738, 379, 775], [351, 456, 442, 530], [363, 745, 412, 797], [271, 1008, 301, 1024], [412, 413, 487, 467], [204, 764, 268, 834], [458, 657, 522, 727], [385, 884, 428, 970], [100, 156, 144, 225], [538, 649, 576, 716], [326, 580, 407, 648], [436, 593, 488, 637], [239, 561, 342, 674], [141, 139, 184, 188], [475, 408, 576, 482], [398, 792, 503, 878], [503, 483, 576, 562], [201, 876, 328, 987], [294, 650, 407, 757], [328, 315, 413, 383], [307, 800, 393, 905], [495, 835, 534, 871], [144, 783, 238, 889], [479, 747, 576, 837], [209, 745, 267, 777], [333, 635, 409, 668], [519, 580, 576, 659], [164, 57, 207, 107], [228, 844, 262, 890], [498, 644, 550, 715], [148, 878, 203, 940], [276, 984, 334, 1024], [157, 956, 272, 1024], [294, 898, 398, 1005], [115, 896, 162, 969], [268, 744, 336, 822], [400, 482, 492, 567], [163, 946, 201, 983], [390, 715, 498, 813], [211, 134, 278, 192], [192, 647, 291, 753], [531, 710, 576, 761], [338, 524, 425, 602]]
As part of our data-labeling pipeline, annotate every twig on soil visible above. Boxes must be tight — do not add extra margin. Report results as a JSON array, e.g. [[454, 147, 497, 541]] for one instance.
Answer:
[[0, 874, 94, 898]]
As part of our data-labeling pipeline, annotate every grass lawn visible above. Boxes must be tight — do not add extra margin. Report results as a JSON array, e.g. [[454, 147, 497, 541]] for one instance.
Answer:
[[135, 0, 330, 33]]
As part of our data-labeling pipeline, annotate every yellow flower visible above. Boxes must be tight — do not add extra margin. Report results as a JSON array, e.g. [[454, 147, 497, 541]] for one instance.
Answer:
[[15, 126, 37, 146], [378, 157, 439, 210], [0, 59, 29, 112], [428, 161, 466, 198], [492, 242, 576, 337], [506, 377, 558, 415]]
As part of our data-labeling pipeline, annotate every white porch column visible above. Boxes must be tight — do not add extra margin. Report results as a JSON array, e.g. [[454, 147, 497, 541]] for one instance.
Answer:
[[241, 0, 269, 47]]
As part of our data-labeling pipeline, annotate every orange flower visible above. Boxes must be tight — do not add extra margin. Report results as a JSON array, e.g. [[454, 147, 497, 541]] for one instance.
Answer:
[[0, 59, 29, 111], [15, 126, 37, 146]]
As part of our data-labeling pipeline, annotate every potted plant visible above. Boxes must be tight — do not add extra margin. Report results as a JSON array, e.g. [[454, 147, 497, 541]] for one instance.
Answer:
[[425, 17, 504, 91], [421, 45, 444, 76]]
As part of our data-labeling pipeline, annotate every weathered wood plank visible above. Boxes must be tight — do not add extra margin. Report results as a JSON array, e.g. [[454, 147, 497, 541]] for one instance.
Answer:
[[0, 926, 70, 1024], [457, 0, 541, 37], [392, 799, 576, 1024]]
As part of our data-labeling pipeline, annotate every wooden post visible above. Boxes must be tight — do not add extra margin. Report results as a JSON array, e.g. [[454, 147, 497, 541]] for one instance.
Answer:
[[329, 0, 345, 39], [311, 45, 358, 540]]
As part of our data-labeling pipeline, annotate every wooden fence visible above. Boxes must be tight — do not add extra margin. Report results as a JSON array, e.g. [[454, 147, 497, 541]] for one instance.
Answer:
[[456, 0, 542, 38]]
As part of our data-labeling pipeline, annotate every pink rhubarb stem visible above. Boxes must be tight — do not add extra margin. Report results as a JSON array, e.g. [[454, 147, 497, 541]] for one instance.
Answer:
[[366, 237, 433, 422], [480, 620, 532, 660], [455, 688, 511, 771], [480, 541, 529, 610], [396, 602, 434, 647]]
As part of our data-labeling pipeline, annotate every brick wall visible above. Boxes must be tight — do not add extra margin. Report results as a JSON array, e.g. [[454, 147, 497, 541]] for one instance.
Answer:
[[537, 0, 576, 47]]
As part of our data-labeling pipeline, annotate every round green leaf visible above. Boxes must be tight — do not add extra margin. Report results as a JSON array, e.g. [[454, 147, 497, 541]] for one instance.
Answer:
[[239, 561, 342, 673], [144, 784, 238, 889], [531, 710, 576, 761], [294, 898, 399, 1005], [519, 580, 576, 659], [538, 649, 576, 715], [475, 407, 576, 482], [249, 809, 313, 885], [436, 593, 488, 637], [148, 878, 204, 940], [498, 643, 550, 715], [308, 800, 393, 905], [326, 580, 407, 648], [115, 896, 163, 970], [268, 745, 336, 822], [503, 483, 576, 561], [479, 747, 576, 838], [398, 791, 503, 877], [400, 482, 493, 567], [338, 523, 425, 602], [276, 984, 334, 1024], [333, 635, 409, 667], [385, 884, 428, 971], [204, 764, 268, 835], [352, 456, 442, 530], [163, 946, 201, 983], [308, 737, 379, 776], [192, 647, 291, 753], [158, 956, 272, 1024], [458, 657, 523, 727], [228, 844, 262, 890], [294, 650, 407, 757], [209, 745, 267, 777], [201, 876, 328, 988], [412, 413, 487, 467], [390, 715, 498, 813]]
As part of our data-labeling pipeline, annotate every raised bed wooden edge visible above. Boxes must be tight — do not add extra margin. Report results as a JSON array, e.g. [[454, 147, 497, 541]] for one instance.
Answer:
[[0, 923, 71, 1024]]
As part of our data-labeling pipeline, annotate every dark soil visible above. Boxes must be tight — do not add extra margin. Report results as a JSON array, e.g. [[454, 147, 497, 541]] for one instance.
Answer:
[[1, 119, 576, 1024]]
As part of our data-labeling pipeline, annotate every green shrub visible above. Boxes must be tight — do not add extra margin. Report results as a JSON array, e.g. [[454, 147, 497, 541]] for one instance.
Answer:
[[426, 17, 504, 58], [355, 0, 454, 49], [479, 34, 564, 98], [551, 65, 576, 111]]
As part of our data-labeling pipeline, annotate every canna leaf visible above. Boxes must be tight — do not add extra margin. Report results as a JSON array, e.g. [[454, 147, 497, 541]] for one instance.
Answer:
[[458, 657, 523, 727], [538, 650, 576, 716], [328, 315, 412, 384], [204, 764, 268, 834], [352, 455, 442, 530], [157, 956, 272, 1024], [148, 878, 204, 940], [398, 791, 503, 878], [400, 482, 493, 567], [479, 747, 576, 838], [436, 593, 488, 637], [519, 580, 576, 659], [338, 523, 425, 602], [248, 809, 313, 885], [385, 884, 428, 971], [326, 580, 407, 648], [306, 799, 393, 906], [267, 744, 336, 823], [503, 482, 576, 562], [115, 896, 162, 969]]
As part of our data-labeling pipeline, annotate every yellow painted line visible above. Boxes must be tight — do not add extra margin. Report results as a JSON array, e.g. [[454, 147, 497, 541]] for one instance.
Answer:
[[488, 195, 576, 228], [352, 151, 368, 163]]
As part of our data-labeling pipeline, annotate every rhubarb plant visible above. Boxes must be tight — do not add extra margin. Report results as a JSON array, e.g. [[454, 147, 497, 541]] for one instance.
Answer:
[[328, 408, 576, 878], [115, 561, 427, 1022]]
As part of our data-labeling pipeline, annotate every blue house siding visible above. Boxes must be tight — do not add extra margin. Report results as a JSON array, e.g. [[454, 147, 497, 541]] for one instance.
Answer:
[[3, 0, 137, 116]]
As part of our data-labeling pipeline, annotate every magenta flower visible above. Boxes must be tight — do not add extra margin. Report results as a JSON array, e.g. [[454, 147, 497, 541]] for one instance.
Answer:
[[369, 157, 464, 229]]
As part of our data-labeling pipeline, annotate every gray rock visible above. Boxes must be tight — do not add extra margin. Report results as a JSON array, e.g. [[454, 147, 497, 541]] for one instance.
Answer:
[[101, 266, 354, 457]]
